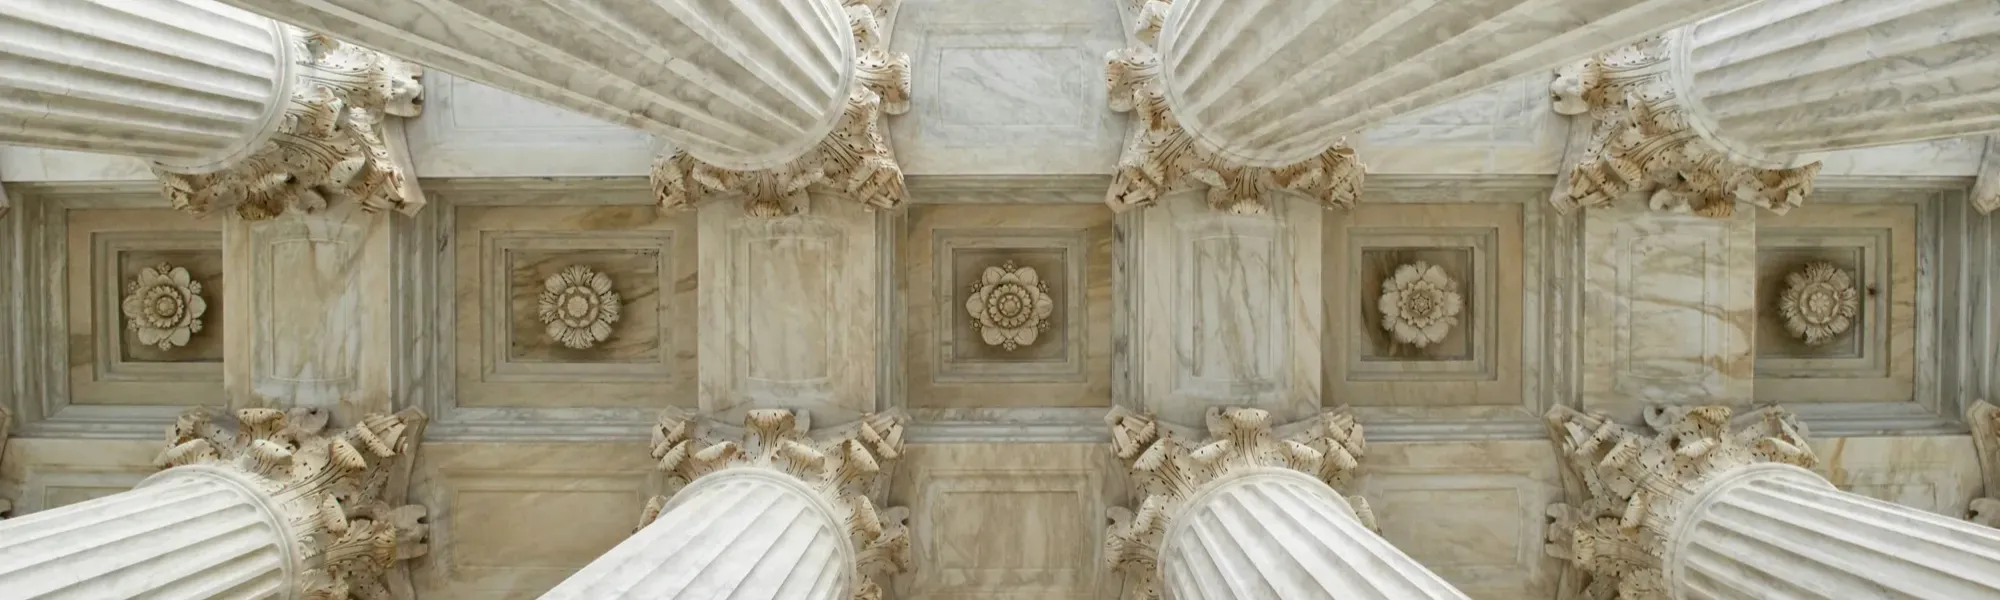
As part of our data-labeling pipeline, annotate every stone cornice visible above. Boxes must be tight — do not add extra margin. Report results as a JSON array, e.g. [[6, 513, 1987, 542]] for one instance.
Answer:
[[1102, 0, 1362, 215], [640, 408, 912, 599], [155, 406, 428, 599], [1551, 36, 1817, 217], [1104, 406, 1370, 600], [1545, 404, 1816, 598], [156, 30, 424, 221], [653, 0, 912, 217]]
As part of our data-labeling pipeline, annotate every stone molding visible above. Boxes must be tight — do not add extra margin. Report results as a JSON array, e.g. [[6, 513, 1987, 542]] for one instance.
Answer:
[[1544, 404, 1816, 597], [653, 0, 913, 217], [156, 29, 425, 221], [1104, 406, 1371, 599], [1550, 36, 1817, 218], [1971, 401, 2000, 527], [640, 408, 913, 599], [1102, 0, 1363, 215], [155, 406, 429, 599]]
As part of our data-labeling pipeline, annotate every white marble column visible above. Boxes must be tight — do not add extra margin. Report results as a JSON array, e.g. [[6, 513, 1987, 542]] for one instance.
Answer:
[[1102, 0, 1762, 212], [1106, 407, 1471, 599], [1555, 0, 2000, 215], [0, 466, 297, 599], [0, 0, 425, 220], [543, 408, 912, 600]]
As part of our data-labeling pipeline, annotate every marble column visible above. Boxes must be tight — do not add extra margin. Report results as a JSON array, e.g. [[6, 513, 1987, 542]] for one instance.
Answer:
[[1554, 0, 2000, 215], [1102, 0, 1764, 213], [1105, 407, 1471, 599], [1548, 404, 2000, 598], [0, 406, 427, 598], [208, 0, 903, 187], [543, 408, 912, 599], [0, 0, 424, 220]]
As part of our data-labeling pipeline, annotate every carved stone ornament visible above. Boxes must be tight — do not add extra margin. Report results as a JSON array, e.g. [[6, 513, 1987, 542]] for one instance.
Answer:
[[653, 0, 912, 217], [965, 261, 1055, 351], [1544, 405, 1816, 599], [1105, 406, 1371, 600], [537, 265, 621, 350], [0, 405, 10, 518], [156, 407, 429, 599], [122, 263, 207, 350], [640, 408, 912, 599], [1103, 0, 1363, 215], [1777, 262, 1859, 346], [157, 29, 424, 221], [1551, 37, 1818, 217], [1969, 402, 2000, 528], [1379, 261, 1462, 348]]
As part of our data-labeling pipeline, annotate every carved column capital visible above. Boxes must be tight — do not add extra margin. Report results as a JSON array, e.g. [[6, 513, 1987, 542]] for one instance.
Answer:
[[155, 406, 429, 599], [1544, 404, 1816, 597], [157, 29, 425, 221], [1104, 406, 1370, 599], [1551, 36, 1817, 217], [653, 0, 912, 217], [1102, 0, 1362, 215], [0, 405, 10, 518], [1969, 401, 2000, 527], [641, 408, 913, 598]]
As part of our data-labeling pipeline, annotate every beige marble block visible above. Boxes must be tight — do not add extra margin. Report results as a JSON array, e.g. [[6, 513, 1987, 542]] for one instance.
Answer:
[[698, 192, 881, 423], [1580, 203, 1756, 420], [1812, 435, 1983, 518], [223, 202, 395, 419], [1359, 439, 1565, 600], [0, 437, 161, 515], [1131, 192, 1323, 426], [903, 204, 1113, 409], [890, 442, 1120, 599]]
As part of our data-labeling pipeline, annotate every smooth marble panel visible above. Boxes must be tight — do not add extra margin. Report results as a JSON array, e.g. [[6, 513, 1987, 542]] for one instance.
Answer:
[[1358, 439, 1564, 600], [1812, 435, 1983, 517], [0, 437, 159, 515], [889, 442, 1120, 600], [404, 74, 655, 178]]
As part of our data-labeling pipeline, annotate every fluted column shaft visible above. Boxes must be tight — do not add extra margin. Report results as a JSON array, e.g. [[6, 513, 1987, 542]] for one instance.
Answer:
[[1668, 464, 2000, 599], [0, 465, 297, 600], [1159, 469, 1468, 600], [540, 468, 852, 599], [0, 0, 291, 172], [1674, 0, 2000, 163]]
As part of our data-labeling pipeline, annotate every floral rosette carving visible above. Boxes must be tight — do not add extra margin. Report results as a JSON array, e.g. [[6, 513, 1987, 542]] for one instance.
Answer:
[[122, 263, 207, 350], [538, 265, 621, 350], [1378, 261, 1462, 348], [965, 261, 1055, 350], [1777, 262, 1858, 346]]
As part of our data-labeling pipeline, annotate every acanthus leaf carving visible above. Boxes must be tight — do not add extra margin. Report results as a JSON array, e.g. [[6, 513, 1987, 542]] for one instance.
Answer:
[[1969, 402, 2000, 528], [157, 30, 424, 221], [1544, 405, 1816, 599], [156, 407, 429, 599], [646, 408, 912, 599], [652, 0, 912, 217], [1104, 0, 1363, 215], [1104, 406, 1370, 600], [1552, 38, 1818, 217]]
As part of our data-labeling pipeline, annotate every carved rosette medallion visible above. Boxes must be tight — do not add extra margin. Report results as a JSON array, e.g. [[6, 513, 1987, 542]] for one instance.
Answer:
[[1551, 37, 1818, 217], [965, 261, 1055, 351], [1378, 261, 1462, 348], [157, 30, 424, 220], [653, 0, 913, 217], [1103, 0, 1363, 214], [1105, 407, 1370, 600], [1777, 262, 1858, 346], [1544, 405, 1816, 598], [122, 263, 208, 350], [156, 407, 429, 599], [641, 408, 912, 599], [537, 265, 622, 350]]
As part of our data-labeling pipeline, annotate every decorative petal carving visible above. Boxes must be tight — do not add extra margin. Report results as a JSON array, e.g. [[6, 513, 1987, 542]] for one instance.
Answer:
[[1777, 262, 1858, 346], [537, 265, 622, 350], [652, 0, 912, 217], [1544, 405, 1816, 598], [1103, 0, 1363, 215], [1552, 38, 1818, 217], [1104, 406, 1369, 600], [121, 263, 207, 350], [156, 407, 429, 599], [156, 30, 424, 221], [965, 261, 1055, 351], [646, 408, 912, 599], [1378, 261, 1463, 348]]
